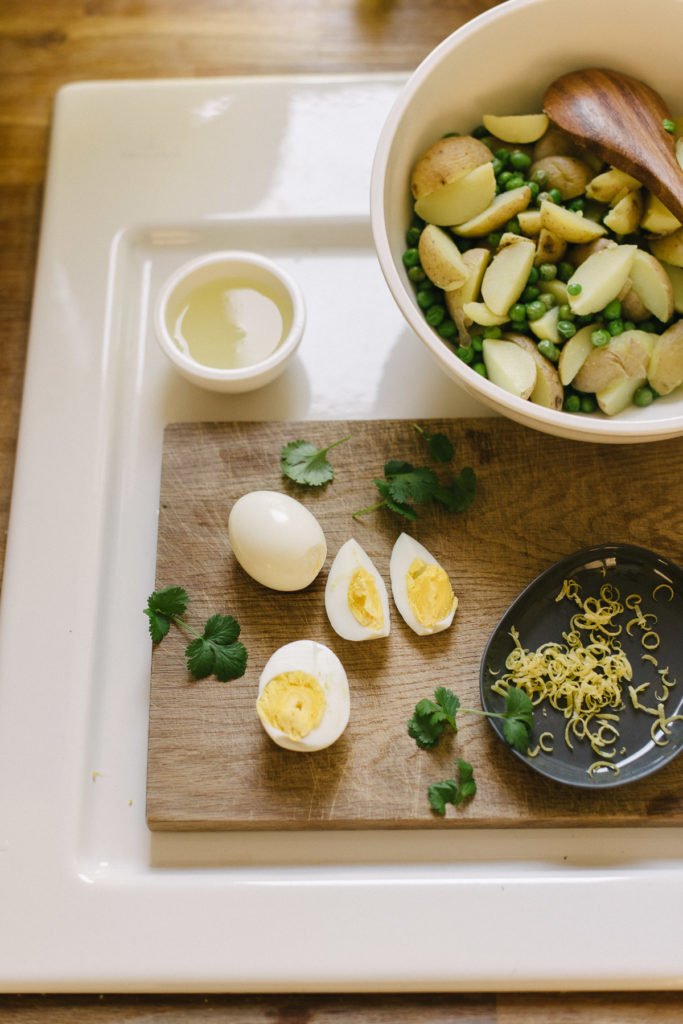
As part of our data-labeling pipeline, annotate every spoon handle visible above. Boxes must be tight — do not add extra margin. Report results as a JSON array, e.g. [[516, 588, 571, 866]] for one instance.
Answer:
[[544, 67, 683, 223]]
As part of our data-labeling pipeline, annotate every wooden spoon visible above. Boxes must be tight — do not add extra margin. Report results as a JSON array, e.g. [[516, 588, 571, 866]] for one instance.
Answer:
[[543, 67, 683, 222]]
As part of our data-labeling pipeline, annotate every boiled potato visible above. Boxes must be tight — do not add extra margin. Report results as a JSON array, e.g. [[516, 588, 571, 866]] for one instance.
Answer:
[[480, 235, 536, 315], [540, 200, 606, 244], [414, 161, 496, 226], [640, 193, 681, 235], [573, 330, 654, 393], [517, 209, 542, 236], [648, 320, 683, 395], [567, 237, 617, 268], [410, 135, 492, 201], [445, 248, 491, 320], [462, 301, 508, 327], [452, 185, 532, 237], [663, 262, 683, 314], [529, 305, 561, 344], [482, 338, 537, 399], [650, 227, 683, 267], [538, 278, 569, 305], [528, 156, 592, 200], [535, 227, 567, 264], [506, 332, 563, 409], [597, 376, 647, 416], [567, 244, 637, 316], [585, 167, 641, 204], [418, 224, 469, 291], [629, 249, 674, 322], [558, 325, 595, 386], [619, 282, 650, 322], [603, 189, 643, 235], [532, 127, 582, 162], [482, 113, 549, 144]]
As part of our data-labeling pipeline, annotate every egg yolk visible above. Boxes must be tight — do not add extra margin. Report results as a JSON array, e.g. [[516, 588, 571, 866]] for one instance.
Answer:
[[257, 671, 326, 740], [348, 567, 384, 631], [406, 558, 456, 629]]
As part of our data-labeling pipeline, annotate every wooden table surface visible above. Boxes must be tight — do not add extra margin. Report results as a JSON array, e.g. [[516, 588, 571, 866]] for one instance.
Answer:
[[1, 0, 682, 1018]]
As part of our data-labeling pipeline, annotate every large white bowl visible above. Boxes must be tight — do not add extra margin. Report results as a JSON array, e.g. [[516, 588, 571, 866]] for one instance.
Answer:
[[371, 0, 683, 443]]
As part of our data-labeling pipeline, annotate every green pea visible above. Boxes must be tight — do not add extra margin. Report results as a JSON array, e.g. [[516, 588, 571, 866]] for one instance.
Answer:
[[567, 197, 585, 212], [495, 148, 511, 165], [564, 394, 581, 412], [505, 217, 521, 234], [407, 266, 426, 283], [406, 226, 422, 247], [528, 181, 540, 201], [530, 168, 548, 187], [622, 320, 636, 331], [663, 118, 676, 134], [426, 304, 445, 327], [557, 319, 577, 339], [437, 320, 456, 340], [580, 395, 597, 414], [526, 300, 547, 321], [491, 157, 504, 176], [483, 326, 502, 339], [456, 344, 474, 364], [505, 174, 525, 191], [403, 248, 420, 268], [538, 263, 558, 281], [540, 293, 556, 310], [527, 266, 540, 284], [416, 287, 436, 309], [487, 231, 503, 248], [591, 328, 611, 348], [603, 299, 622, 320], [472, 335, 484, 351], [471, 124, 488, 139], [558, 304, 573, 321], [509, 150, 532, 171], [608, 319, 624, 336], [634, 385, 655, 406], [498, 170, 513, 186], [548, 187, 563, 204], [522, 285, 540, 302], [509, 303, 527, 322], [472, 361, 487, 376], [558, 262, 574, 282], [537, 339, 560, 362], [567, 282, 583, 296]]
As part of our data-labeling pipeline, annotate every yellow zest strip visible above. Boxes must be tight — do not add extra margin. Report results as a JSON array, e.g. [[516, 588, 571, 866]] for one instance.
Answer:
[[642, 631, 660, 650], [642, 653, 658, 666], [652, 582, 675, 603], [539, 732, 554, 753], [588, 760, 621, 777], [527, 744, 540, 758]]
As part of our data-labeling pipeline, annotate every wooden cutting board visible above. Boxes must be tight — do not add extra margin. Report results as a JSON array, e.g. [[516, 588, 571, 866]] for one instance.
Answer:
[[146, 418, 683, 830]]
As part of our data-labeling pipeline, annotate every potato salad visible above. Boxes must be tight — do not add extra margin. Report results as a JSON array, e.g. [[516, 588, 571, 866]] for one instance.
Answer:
[[404, 111, 683, 415]]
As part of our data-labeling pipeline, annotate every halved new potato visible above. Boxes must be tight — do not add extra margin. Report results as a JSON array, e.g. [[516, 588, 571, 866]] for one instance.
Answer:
[[482, 338, 537, 399], [585, 167, 641, 204], [482, 112, 549, 144], [650, 228, 683, 267], [480, 235, 535, 315], [629, 249, 674, 322], [418, 224, 469, 291], [517, 209, 542, 236], [414, 161, 496, 227], [603, 189, 643, 235], [567, 244, 637, 316], [528, 155, 593, 200], [410, 135, 493, 201], [597, 375, 647, 416], [648, 320, 683, 395], [567, 237, 617, 268], [462, 301, 508, 327], [529, 305, 561, 344], [558, 325, 595, 386], [640, 193, 681, 235], [539, 201, 606, 244], [445, 248, 491, 320], [573, 330, 654, 393], [506, 332, 563, 409], [663, 262, 683, 314], [452, 186, 532, 237], [535, 227, 567, 265]]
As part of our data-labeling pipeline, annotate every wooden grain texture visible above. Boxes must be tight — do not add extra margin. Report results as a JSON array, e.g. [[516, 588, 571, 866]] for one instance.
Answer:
[[147, 417, 683, 830], [2, 992, 683, 1022]]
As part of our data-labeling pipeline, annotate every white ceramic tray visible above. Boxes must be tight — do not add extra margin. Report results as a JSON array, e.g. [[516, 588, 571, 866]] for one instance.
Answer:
[[1, 73, 682, 993]]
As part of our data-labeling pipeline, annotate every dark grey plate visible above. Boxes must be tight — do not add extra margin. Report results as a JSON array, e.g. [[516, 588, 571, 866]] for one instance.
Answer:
[[480, 543, 683, 789]]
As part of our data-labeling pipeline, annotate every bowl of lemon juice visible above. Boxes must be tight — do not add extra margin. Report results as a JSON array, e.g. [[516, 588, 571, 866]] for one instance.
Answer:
[[154, 251, 306, 392]]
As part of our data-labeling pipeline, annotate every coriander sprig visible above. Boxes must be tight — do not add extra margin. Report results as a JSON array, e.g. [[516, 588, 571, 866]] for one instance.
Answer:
[[280, 435, 351, 487], [408, 685, 534, 754], [352, 424, 475, 521], [428, 759, 477, 816], [144, 585, 248, 682]]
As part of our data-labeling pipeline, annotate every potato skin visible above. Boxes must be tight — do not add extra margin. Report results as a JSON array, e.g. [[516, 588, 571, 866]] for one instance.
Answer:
[[410, 136, 492, 200], [648, 320, 683, 395], [529, 156, 593, 200]]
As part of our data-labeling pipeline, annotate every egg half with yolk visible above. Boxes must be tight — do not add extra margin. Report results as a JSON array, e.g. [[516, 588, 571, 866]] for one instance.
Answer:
[[256, 639, 350, 752], [324, 538, 390, 641], [389, 533, 457, 635]]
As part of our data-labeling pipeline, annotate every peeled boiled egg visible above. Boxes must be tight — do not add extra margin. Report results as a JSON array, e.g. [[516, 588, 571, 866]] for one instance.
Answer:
[[256, 639, 350, 752], [228, 490, 326, 591], [324, 538, 390, 641], [389, 532, 457, 635]]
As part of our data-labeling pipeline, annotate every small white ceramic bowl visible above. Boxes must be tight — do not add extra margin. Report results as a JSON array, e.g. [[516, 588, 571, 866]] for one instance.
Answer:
[[371, 0, 683, 443], [154, 251, 306, 393]]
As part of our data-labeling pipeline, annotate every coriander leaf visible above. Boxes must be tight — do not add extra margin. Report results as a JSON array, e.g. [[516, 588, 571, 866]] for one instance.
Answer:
[[185, 636, 216, 679], [433, 686, 460, 730], [413, 424, 454, 464], [386, 465, 438, 505], [185, 615, 248, 682], [427, 780, 457, 816], [505, 685, 534, 727], [281, 435, 350, 487], [407, 688, 460, 749], [384, 459, 414, 476], [211, 640, 248, 683], [202, 613, 241, 647], [144, 585, 189, 643], [433, 467, 477, 513], [502, 716, 532, 754]]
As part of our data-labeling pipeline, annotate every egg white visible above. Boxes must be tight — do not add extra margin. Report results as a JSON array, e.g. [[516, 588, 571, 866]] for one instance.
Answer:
[[256, 639, 350, 752], [228, 490, 326, 591], [389, 532, 457, 635], [324, 538, 390, 641]]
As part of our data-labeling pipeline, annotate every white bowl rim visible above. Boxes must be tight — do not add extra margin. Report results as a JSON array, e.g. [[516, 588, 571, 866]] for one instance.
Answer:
[[154, 249, 307, 383]]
